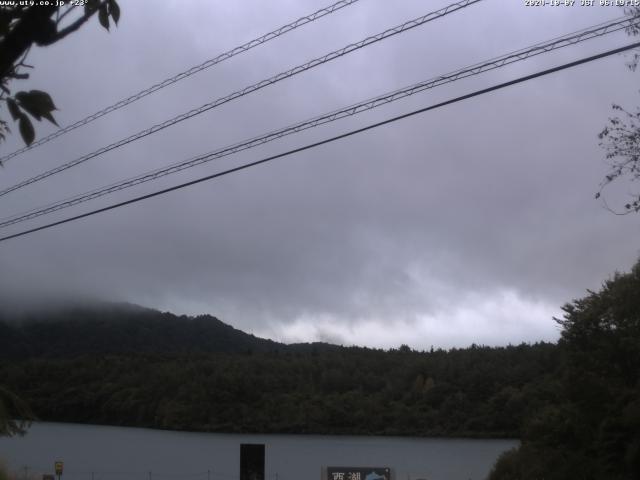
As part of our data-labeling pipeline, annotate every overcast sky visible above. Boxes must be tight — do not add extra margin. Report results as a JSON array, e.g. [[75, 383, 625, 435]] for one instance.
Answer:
[[1, 0, 639, 349]]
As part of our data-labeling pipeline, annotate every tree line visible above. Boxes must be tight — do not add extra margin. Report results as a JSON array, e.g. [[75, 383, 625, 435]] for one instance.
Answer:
[[0, 326, 558, 438]]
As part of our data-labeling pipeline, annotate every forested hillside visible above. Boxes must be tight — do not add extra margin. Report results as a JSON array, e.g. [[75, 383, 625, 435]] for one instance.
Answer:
[[0, 303, 282, 358], [0, 303, 559, 438]]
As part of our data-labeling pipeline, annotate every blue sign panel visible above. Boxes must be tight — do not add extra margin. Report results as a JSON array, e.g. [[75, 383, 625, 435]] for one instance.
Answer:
[[327, 467, 391, 480]]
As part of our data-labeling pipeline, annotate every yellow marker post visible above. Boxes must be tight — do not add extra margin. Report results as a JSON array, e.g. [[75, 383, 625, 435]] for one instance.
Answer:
[[54, 462, 63, 480]]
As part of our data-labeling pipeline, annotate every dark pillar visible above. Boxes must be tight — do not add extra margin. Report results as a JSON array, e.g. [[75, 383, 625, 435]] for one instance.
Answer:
[[240, 443, 265, 480]]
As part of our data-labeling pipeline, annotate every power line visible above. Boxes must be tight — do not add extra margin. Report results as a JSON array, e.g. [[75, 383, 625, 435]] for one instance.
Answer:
[[1, 41, 638, 244], [0, 0, 482, 198], [0, 0, 363, 165], [0, 14, 636, 230]]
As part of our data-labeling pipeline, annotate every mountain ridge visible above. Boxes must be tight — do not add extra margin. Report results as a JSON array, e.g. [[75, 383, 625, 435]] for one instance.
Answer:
[[0, 301, 339, 359]]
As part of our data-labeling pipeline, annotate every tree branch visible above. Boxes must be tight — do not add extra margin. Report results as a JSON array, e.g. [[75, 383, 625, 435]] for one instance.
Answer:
[[55, 5, 76, 26], [0, 5, 56, 78], [40, 1, 107, 46]]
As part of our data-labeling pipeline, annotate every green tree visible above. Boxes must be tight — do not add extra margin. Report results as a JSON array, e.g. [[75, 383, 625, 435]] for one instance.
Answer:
[[488, 259, 640, 480], [0, 385, 34, 437], [596, 6, 640, 213], [597, 102, 640, 213], [0, 0, 120, 146]]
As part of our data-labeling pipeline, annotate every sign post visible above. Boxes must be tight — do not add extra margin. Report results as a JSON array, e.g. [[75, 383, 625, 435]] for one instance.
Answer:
[[54, 461, 63, 480]]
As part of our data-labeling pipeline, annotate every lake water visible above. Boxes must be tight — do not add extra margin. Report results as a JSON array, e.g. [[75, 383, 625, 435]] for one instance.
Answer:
[[0, 423, 517, 480]]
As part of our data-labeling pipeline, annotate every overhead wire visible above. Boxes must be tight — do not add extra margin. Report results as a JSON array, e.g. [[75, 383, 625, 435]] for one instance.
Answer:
[[0, 14, 636, 230], [0, 0, 363, 165], [0, 0, 482, 198], [1, 40, 638, 244]]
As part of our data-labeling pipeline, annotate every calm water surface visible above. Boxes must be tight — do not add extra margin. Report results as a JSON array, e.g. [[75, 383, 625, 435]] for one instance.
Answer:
[[0, 423, 517, 480]]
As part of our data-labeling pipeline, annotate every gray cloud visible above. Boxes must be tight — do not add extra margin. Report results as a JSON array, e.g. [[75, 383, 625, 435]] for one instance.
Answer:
[[1, 0, 639, 348]]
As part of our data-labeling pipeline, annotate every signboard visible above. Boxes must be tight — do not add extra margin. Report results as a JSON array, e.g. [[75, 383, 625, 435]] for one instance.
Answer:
[[240, 444, 264, 480], [54, 462, 63, 476], [327, 467, 391, 480]]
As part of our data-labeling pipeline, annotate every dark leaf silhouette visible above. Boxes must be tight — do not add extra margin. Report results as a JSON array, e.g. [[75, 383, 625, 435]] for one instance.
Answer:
[[18, 114, 34, 145], [15, 90, 58, 125]]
